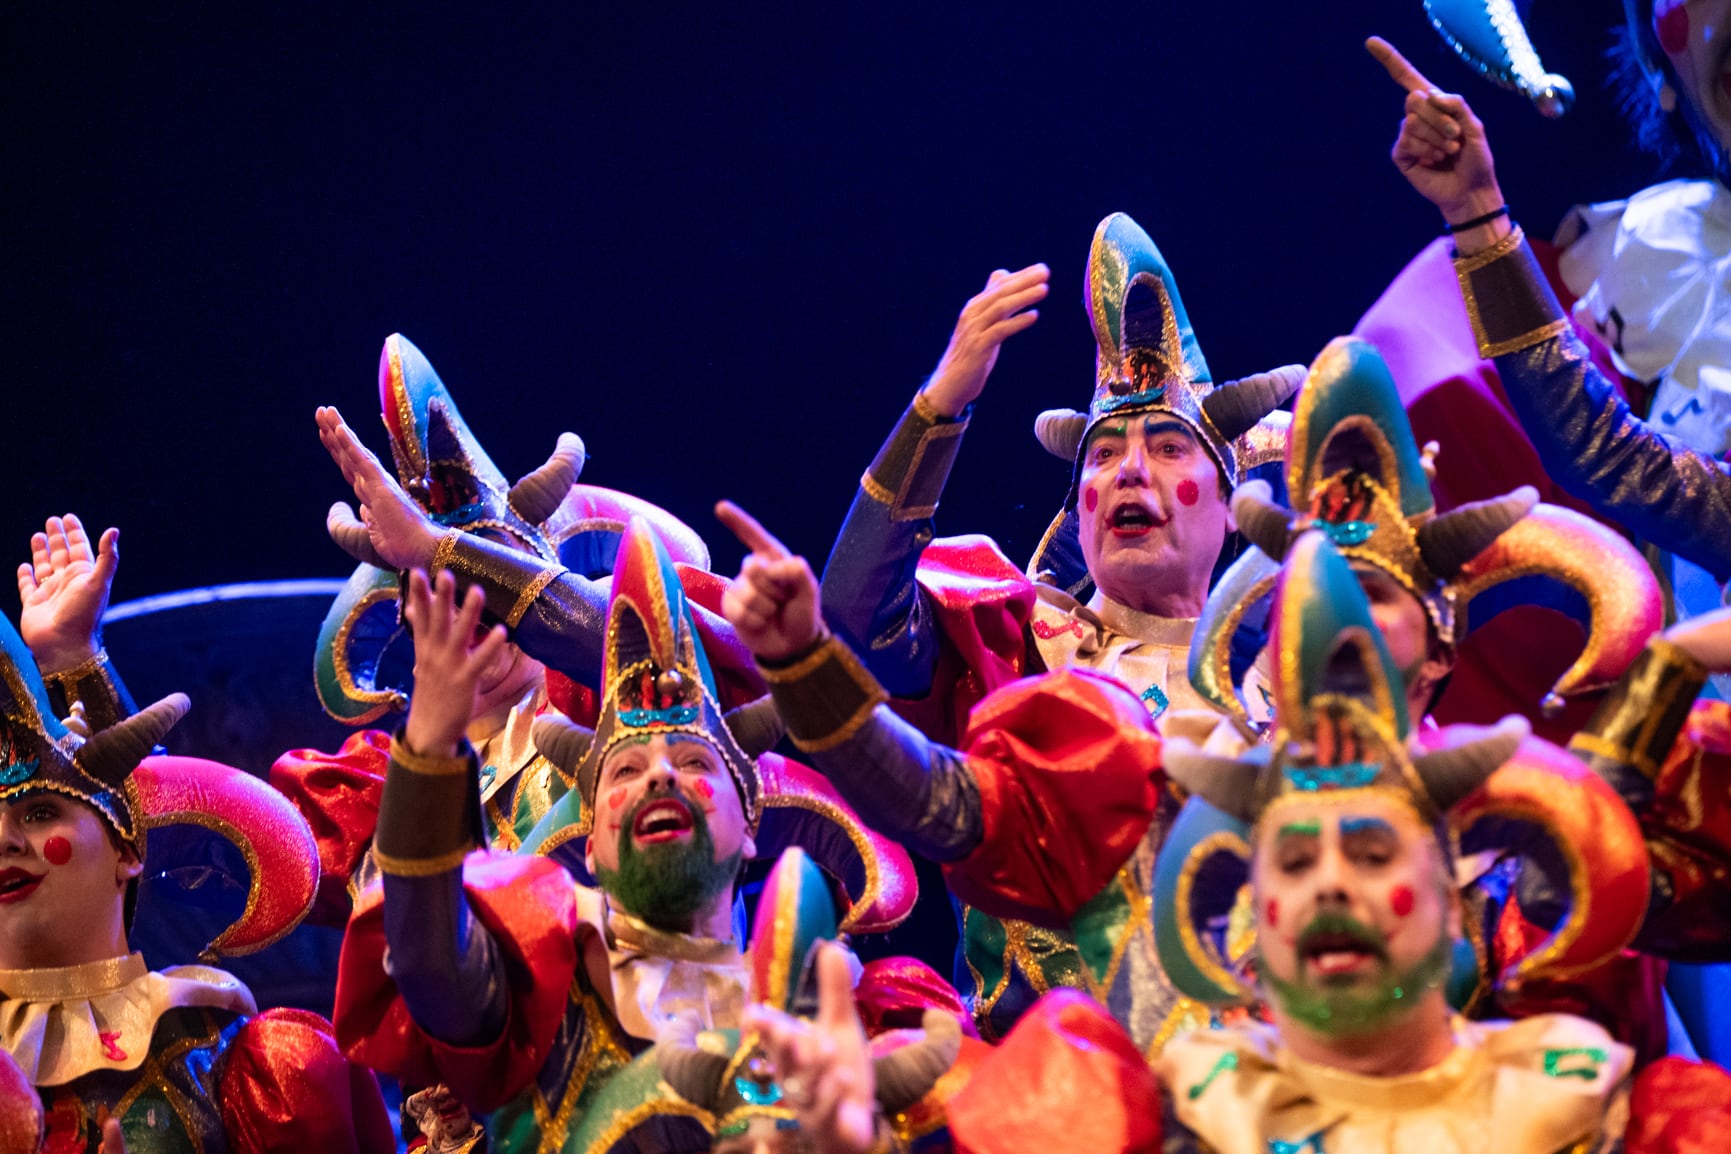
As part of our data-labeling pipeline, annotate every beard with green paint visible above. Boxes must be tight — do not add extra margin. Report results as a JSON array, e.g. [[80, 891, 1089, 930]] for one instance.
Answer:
[[593, 792, 743, 933], [1251, 795, 1461, 1045]]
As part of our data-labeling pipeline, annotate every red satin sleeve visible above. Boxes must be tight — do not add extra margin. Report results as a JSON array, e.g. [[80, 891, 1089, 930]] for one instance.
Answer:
[[902, 536, 1039, 745], [856, 955, 973, 1038], [269, 729, 390, 926], [217, 1007, 395, 1154], [1489, 889, 1670, 1067], [333, 852, 579, 1111], [1625, 1056, 1731, 1154], [940, 669, 1162, 928], [1640, 701, 1731, 956], [947, 990, 1162, 1154]]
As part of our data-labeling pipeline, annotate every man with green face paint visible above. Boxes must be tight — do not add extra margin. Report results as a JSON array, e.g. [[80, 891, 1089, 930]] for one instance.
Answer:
[[330, 518, 925, 1153], [742, 530, 1731, 1154]]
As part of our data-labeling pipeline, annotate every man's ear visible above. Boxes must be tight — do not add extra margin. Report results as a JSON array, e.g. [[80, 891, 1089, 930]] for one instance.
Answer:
[[585, 839, 599, 878], [740, 833, 756, 863]]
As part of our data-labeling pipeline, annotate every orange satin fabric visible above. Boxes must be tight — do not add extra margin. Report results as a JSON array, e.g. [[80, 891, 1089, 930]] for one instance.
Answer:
[[942, 668, 1162, 928], [947, 990, 1161, 1154], [1642, 701, 1731, 958], [1625, 1057, 1731, 1154]]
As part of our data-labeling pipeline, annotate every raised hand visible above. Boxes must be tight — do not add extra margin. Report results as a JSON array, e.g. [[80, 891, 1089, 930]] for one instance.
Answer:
[[716, 500, 822, 663], [921, 263, 1050, 419], [315, 405, 442, 570], [401, 569, 510, 758], [1368, 37, 1505, 233], [749, 942, 878, 1154], [17, 514, 119, 674], [100, 1118, 129, 1154]]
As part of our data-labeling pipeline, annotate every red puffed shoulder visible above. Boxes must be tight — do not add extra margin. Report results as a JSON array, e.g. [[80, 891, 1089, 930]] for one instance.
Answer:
[[269, 729, 390, 926], [333, 851, 579, 1111], [901, 535, 1039, 744], [947, 990, 1161, 1154], [941, 668, 1162, 928], [1625, 1056, 1731, 1153], [856, 955, 973, 1038], [216, 1007, 395, 1154]]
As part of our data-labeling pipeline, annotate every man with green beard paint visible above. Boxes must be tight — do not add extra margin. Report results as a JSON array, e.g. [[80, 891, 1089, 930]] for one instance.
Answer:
[[333, 513, 923, 1153], [732, 531, 1731, 1154]]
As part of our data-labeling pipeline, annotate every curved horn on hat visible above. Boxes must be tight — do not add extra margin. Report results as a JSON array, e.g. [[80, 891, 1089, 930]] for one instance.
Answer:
[[1202, 364, 1305, 443], [723, 695, 785, 759], [873, 1010, 963, 1116], [509, 432, 587, 526], [1161, 737, 1262, 824], [1410, 715, 1530, 814], [1229, 480, 1297, 562], [1034, 408, 1089, 462], [1451, 503, 1663, 705], [74, 694, 191, 787], [531, 715, 596, 778], [325, 502, 389, 568], [651, 1037, 731, 1111], [1414, 486, 1538, 579]]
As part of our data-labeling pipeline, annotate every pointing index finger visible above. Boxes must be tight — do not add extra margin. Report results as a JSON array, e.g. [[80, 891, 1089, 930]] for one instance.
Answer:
[[715, 500, 790, 561], [1367, 36, 1435, 94]]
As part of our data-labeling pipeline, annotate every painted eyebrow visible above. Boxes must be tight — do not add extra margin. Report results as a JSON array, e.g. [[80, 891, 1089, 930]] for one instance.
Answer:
[[1142, 418, 1196, 441], [1275, 820, 1322, 840], [1083, 422, 1130, 452], [1340, 816, 1396, 839]]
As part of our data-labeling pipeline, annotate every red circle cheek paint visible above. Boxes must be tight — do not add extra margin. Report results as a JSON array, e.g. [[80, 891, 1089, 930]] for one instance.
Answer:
[[1265, 898, 1278, 928], [43, 836, 72, 866], [1084, 487, 1099, 513], [1390, 885, 1415, 918], [1656, 0, 1690, 55], [608, 787, 629, 812], [1176, 479, 1200, 507], [690, 779, 714, 800]]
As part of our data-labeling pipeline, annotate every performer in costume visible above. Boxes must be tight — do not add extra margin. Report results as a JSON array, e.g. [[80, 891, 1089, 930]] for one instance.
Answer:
[[276, 333, 715, 927], [1372, 36, 1731, 1056], [0, 606, 392, 1152], [653, 847, 973, 1154], [1185, 336, 1686, 1058], [748, 531, 1731, 1154], [333, 518, 923, 1153], [815, 214, 1299, 1040], [1355, 9, 1731, 733]]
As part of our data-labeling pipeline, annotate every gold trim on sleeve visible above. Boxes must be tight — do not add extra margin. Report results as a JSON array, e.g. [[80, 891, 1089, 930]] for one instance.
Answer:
[[373, 843, 474, 877]]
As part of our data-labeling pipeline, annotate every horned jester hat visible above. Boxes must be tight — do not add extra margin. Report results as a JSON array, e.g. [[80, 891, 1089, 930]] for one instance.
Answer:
[[523, 518, 918, 935], [1151, 531, 1652, 1009], [1027, 211, 1302, 592], [1191, 336, 1660, 726], [317, 332, 713, 725], [653, 848, 962, 1150], [0, 615, 318, 959]]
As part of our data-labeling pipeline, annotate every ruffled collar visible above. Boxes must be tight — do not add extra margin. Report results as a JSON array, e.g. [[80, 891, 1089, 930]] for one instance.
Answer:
[[575, 887, 747, 1042], [1158, 1015, 1631, 1154], [0, 953, 255, 1085]]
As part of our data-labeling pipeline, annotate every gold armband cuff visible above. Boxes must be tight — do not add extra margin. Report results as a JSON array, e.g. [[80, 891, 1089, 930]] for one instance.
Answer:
[[1570, 637, 1707, 782], [1454, 227, 1572, 358], [759, 633, 888, 753], [862, 393, 970, 522]]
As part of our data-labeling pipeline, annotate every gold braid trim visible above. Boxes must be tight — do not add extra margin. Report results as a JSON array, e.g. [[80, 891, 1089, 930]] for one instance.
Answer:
[[373, 843, 474, 877], [506, 563, 567, 628], [40, 648, 110, 689], [430, 528, 462, 576], [389, 734, 473, 776]]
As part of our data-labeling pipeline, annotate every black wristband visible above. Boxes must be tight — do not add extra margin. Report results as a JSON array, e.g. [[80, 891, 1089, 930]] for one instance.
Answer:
[[1445, 206, 1509, 234]]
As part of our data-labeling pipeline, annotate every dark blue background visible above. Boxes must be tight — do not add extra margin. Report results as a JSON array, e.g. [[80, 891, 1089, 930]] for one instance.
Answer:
[[3, 1, 1651, 597]]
